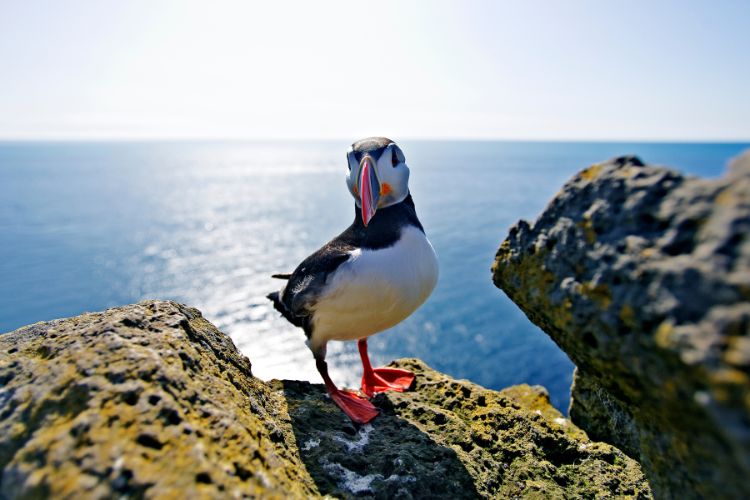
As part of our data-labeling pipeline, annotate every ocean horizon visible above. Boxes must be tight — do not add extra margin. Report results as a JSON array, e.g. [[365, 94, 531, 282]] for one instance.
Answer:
[[2, 139, 748, 411]]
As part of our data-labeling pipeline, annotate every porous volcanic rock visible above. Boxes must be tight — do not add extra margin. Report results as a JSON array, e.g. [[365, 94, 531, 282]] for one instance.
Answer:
[[0, 301, 651, 498], [493, 150, 750, 498], [277, 358, 650, 498], [0, 300, 317, 498]]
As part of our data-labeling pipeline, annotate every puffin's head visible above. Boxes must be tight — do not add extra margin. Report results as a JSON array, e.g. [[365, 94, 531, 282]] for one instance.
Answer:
[[345, 137, 410, 226]]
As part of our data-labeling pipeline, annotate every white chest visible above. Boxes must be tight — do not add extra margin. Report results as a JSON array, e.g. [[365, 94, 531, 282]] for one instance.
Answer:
[[311, 225, 439, 345]]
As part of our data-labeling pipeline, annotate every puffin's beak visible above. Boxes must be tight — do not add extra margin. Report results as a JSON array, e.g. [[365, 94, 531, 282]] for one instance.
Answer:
[[359, 157, 380, 226]]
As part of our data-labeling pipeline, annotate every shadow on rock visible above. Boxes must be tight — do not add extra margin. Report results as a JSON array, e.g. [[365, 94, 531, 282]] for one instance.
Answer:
[[275, 378, 479, 499], [274, 358, 650, 499]]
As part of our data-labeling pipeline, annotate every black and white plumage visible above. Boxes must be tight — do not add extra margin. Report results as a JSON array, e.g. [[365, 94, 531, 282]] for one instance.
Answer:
[[267, 137, 438, 423]]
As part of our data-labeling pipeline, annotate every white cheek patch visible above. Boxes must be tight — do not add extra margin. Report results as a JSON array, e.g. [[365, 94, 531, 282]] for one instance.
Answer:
[[375, 149, 409, 209]]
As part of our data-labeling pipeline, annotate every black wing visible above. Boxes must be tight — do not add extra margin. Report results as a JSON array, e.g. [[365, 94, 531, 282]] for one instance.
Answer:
[[267, 239, 354, 336]]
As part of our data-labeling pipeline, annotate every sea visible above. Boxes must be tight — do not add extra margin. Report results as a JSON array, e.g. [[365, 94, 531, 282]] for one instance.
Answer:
[[1, 140, 747, 411]]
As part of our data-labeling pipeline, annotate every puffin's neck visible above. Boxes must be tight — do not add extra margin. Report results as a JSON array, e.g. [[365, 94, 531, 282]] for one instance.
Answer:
[[350, 193, 425, 250]]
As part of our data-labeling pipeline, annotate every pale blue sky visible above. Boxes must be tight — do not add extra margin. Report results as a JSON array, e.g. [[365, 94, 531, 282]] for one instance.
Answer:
[[0, 0, 748, 140]]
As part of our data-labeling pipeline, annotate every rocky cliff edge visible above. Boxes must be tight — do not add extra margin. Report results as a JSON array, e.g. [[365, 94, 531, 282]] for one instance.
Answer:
[[0, 300, 650, 498]]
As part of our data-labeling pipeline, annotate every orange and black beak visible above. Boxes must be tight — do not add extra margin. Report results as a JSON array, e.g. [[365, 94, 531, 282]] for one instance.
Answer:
[[359, 156, 380, 226]]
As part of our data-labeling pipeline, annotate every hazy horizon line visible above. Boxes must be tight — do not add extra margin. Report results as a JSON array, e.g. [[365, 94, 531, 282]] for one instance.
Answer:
[[1, 135, 749, 144]]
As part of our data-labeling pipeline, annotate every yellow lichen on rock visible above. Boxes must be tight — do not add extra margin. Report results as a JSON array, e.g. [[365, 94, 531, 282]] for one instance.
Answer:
[[0, 301, 318, 499], [580, 163, 603, 181], [492, 152, 750, 499], [0, 303, 653, 499]]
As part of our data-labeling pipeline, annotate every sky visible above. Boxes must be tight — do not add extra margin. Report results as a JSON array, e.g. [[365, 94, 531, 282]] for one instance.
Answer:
[[0, 0, 748, 141]]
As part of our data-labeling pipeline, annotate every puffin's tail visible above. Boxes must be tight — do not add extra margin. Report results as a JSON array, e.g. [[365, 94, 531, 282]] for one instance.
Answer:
[[266, 290, 305, 329]]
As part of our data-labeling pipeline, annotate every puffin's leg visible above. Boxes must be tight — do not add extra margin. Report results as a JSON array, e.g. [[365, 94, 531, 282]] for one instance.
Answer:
[[314, 353, 379, 424], [359, 338, 416, 397]]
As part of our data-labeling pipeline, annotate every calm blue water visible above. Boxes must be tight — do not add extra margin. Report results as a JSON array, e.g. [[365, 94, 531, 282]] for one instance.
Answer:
[[1, 140, 747, 411]]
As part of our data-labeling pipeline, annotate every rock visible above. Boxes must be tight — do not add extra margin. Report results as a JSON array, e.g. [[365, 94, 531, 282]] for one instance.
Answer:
[[492, 150, 750, 499], [277, 358, 650, 499], [0, 301, 651, 498], [0, 301, 317, 498]]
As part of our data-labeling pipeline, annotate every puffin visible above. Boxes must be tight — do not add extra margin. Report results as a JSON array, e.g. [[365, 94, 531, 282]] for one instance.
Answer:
[[267, 137, 438, 424]]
